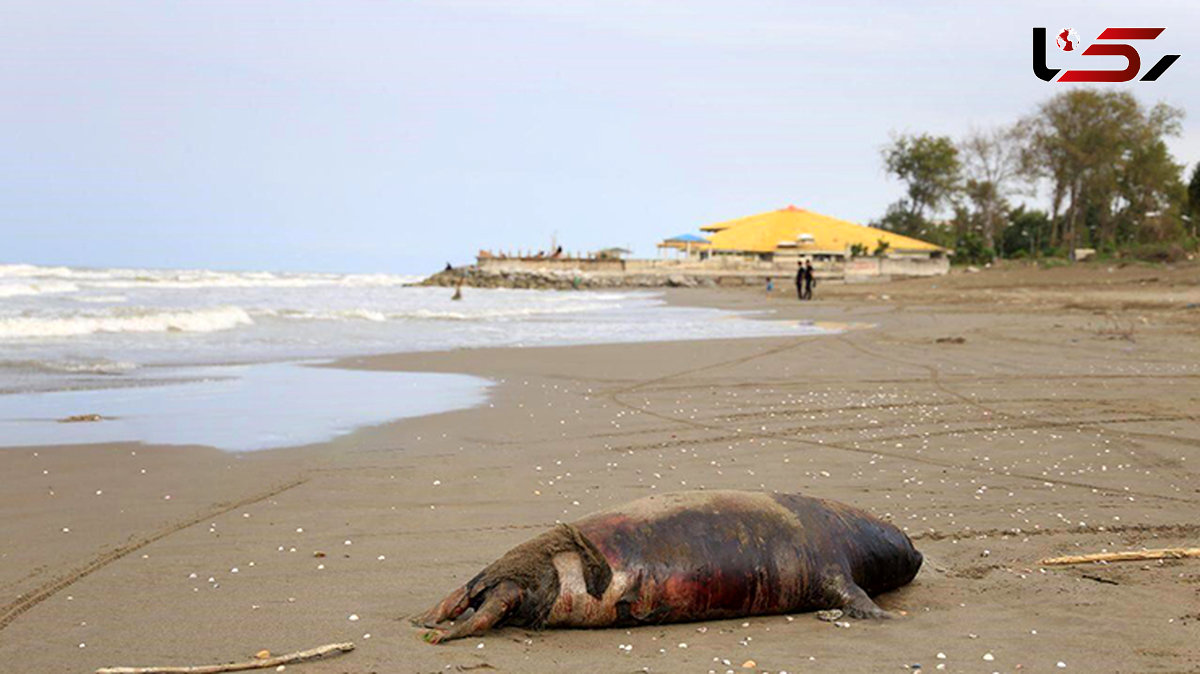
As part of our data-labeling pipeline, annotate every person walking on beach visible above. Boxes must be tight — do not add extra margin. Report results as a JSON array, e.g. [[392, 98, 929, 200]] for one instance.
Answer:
[[766, 277, 774, 294], [795, 262, 804, 300], [803, 260, 815, 300]]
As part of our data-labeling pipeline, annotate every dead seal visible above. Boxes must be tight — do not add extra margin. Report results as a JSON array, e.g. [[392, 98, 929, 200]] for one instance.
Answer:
[[415, 490, 922, 643]]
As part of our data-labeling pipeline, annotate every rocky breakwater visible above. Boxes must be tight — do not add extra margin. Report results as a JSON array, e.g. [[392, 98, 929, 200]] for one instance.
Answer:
[[418, 267, 721, 290]]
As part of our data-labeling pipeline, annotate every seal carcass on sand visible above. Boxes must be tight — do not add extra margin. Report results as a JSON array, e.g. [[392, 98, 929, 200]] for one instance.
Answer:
[[415, 490, 922, 643]]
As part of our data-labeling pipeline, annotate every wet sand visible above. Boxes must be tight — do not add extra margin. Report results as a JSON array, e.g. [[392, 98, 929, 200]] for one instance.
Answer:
[[2, 262, 1198, 673]]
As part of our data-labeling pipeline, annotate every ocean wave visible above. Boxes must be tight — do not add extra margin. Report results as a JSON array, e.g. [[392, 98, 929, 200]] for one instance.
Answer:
[[0, 263, 425, 289], [259, 308, 387, 322], [397, 304, 613, 320], [0, 358, 138, 374], [0, 263, 76, 278], [72, 294, 129, 303], [83, 274, 425, 290], [0, 280, 81, 297], [0, 306, 253, 339], [256, 302, 619, 323]]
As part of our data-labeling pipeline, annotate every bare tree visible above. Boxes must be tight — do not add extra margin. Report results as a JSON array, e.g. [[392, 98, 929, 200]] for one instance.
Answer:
[[959, 126, 1023, 253]]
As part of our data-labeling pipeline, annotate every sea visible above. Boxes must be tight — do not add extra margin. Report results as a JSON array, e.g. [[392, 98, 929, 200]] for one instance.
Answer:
[[0, 263, 832, 451]]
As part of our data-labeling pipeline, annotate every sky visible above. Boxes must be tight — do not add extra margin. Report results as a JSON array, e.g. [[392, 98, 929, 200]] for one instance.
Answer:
[[2, 1, 1197, 274]]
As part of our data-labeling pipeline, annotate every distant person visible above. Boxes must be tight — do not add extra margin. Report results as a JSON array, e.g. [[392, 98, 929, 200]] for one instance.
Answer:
[[552, 245, 563, 258], [795, 262, 804, 301], [445, 261, 453, 272], [766, 277, 774, 294], [451, 278, 464, 301], [803, 260, 815, 300]]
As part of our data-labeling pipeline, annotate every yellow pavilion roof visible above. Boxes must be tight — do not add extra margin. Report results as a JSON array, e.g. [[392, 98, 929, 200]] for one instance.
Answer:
[[701, 206, 946, 253]]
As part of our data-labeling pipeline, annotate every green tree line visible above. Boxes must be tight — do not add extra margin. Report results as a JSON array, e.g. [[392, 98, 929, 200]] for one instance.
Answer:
[[874, 90, 1200, 264]]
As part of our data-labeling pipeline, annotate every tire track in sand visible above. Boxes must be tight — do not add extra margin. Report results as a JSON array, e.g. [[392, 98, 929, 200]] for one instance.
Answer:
[[601, 333, 1200, 505], [0, 476, 308, 633]]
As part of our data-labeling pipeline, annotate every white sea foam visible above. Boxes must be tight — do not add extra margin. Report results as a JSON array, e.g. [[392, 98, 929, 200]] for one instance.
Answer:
[[0, 263, 75, 278], [0, 281, 80, 297], [0, 262, 424, 289], [72, 294, 129, 303], [0, 358, 139, 374], [0, 262, 832, 399], [258, 303, 619, 322], [395, 304, 610, 320], [0, 306, 253, 338]]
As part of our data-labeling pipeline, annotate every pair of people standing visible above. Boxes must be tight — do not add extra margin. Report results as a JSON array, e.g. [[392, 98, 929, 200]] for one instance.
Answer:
[[795, 260, 815, 300]]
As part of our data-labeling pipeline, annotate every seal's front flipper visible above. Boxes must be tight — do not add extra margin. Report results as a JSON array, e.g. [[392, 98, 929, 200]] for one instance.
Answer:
[[820, 569, 894, 620], [839, 582, 893, 620], [413, 584, 470, 627], [422, 580, 521, 644]]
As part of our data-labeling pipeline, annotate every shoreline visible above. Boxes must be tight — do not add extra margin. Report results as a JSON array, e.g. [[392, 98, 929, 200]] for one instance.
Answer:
[[2, 266, 1198, 672]]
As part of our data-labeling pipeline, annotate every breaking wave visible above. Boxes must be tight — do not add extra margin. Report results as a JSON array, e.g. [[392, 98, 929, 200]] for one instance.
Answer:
[[258, 303, 617, 322], [0, 358, 139, 374], [0, 263, 425, 290], [0, 281, 81, 297], [0, 306, 254, 338]]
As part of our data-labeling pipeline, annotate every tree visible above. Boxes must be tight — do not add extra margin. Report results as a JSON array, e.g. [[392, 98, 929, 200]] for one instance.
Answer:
[[959, 126, 1023, 254], [1000, 206, 1053, 258], [881, 133, 961, 230], [1187, 163, 1200, 237], [1018, 90, 1184, 252]]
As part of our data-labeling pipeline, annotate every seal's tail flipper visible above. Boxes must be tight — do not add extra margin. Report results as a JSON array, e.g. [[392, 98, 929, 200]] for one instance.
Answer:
[[422, 580, 521, 644]]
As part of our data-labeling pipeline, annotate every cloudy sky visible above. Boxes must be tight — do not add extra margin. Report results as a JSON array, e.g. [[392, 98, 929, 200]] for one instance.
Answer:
[[3, 1, 1196, 273]]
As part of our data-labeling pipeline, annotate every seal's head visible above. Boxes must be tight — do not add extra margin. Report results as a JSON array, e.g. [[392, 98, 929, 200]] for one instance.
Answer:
[[413, 524, 611, 643], [849, 518, 923, 596]]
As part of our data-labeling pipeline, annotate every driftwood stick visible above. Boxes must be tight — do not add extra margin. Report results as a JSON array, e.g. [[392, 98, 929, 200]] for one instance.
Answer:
[[95, 642, 355, 674], [1041, 547, 1200, 566]]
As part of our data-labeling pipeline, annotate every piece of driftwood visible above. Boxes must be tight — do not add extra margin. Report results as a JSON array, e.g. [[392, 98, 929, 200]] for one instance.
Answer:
[[1041, 547, 1200, 566], [95, 642, 355, 674]]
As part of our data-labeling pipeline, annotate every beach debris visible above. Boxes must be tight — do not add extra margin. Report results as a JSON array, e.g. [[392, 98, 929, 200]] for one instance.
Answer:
[[94, 641, 355, 674], [254, 651, 270, 660], [1041, 547, 1200, 566], [815, 609, 843, 622], [934, 337, 966, 344], [59, 413, 104, 423], [741, 660, 756, 669]]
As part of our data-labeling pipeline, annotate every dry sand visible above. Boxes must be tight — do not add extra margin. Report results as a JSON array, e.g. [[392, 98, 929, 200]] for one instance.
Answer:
[[2, 261, 1198, 673]]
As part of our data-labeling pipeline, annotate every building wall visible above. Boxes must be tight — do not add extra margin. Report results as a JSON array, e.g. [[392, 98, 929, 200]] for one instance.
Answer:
[[477, 257, 626, 272], [846, 256, 950, 278], [476, 254, 949, 278]]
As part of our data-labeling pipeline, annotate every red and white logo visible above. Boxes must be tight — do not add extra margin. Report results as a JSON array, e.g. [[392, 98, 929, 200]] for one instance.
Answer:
[[1033, 27, 1180, 82], [1055, 28, 1081, 51]]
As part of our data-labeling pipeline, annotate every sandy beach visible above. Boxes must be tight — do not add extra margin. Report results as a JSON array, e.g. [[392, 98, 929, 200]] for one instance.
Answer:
[[2, 263, 1199, 673]]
